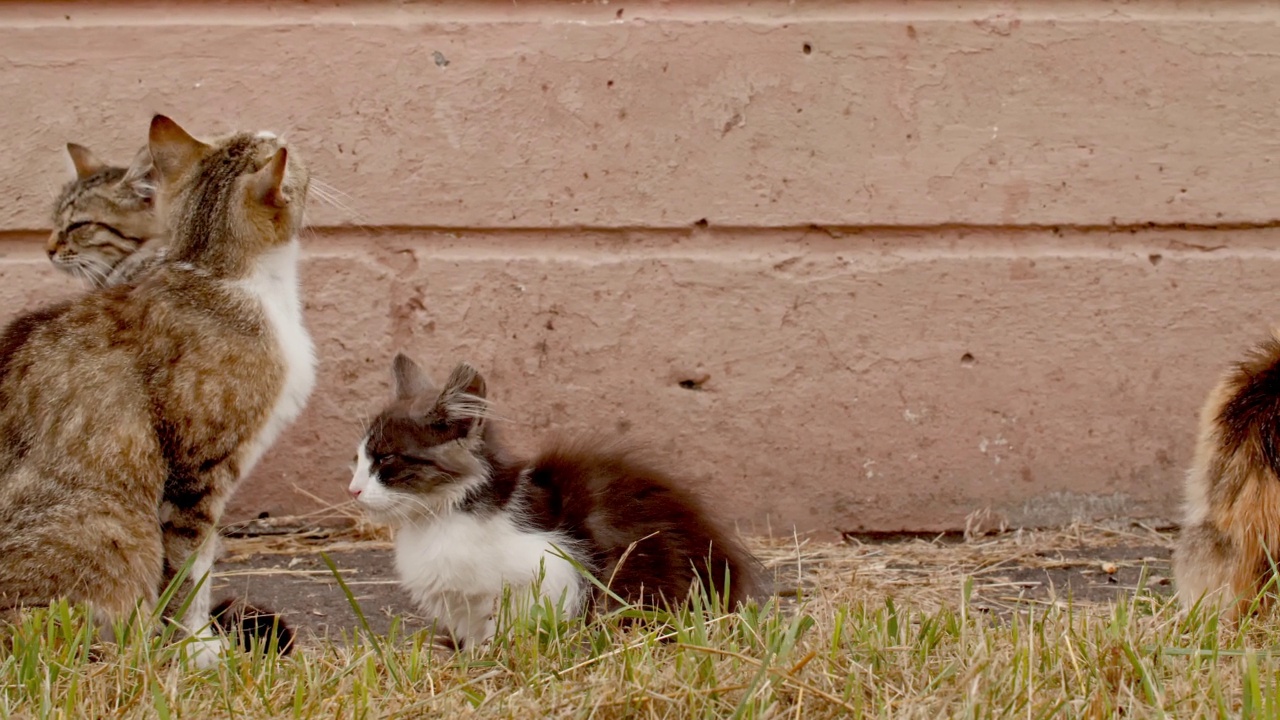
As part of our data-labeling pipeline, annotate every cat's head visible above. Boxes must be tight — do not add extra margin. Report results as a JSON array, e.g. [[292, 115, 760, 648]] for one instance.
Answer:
[[146, 115, 310, 273], [47, 143, 161, 287], [349, 355, 493, 524]]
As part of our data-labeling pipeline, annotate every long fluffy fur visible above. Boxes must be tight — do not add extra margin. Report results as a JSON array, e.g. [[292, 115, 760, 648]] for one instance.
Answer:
[[1175, 332, 1280, 619]]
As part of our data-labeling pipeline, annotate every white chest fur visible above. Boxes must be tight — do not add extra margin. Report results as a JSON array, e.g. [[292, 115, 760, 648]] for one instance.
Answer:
[[395, 511, 587, 647], [233, 239, 317, 476]]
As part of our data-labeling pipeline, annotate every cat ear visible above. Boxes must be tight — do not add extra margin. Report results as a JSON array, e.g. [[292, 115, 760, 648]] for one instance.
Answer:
[[148, 115, 208, 183], [65, 143, 104, 180], [391, 353, 435, 400], [437, 362, 489, 432], [441, 362, 487, 402], [250, 148, 289, 208], [118, 146, 157, 201]]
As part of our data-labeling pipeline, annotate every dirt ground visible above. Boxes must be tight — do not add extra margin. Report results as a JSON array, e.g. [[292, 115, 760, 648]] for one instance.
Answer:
[[209, 520, 1176, 642]]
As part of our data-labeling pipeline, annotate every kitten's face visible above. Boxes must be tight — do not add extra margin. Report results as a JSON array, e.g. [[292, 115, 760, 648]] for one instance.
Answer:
[[47, 144, 160, 287], [349, 357, 491, 524]]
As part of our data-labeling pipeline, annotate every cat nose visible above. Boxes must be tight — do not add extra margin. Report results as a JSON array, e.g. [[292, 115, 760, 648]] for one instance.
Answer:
[[349, 488, 362, 500]]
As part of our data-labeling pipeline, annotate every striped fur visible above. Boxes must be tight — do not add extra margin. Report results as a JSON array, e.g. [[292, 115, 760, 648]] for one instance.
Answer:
[[0, 116, 314, 667], [48, 143, 165, 288]]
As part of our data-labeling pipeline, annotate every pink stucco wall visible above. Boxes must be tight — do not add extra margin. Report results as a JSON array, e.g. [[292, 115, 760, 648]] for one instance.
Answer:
[[0, 1, 1274, 536]]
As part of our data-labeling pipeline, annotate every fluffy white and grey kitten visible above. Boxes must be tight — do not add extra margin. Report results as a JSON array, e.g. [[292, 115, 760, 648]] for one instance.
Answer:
[[349, 355, 762, 649]]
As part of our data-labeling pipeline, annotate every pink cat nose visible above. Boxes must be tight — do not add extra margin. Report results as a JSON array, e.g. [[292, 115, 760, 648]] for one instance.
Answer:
[[349, 488, 362, 500]]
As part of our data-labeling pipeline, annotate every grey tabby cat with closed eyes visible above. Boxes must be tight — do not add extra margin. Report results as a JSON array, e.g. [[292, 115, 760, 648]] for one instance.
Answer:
[[47, 142, 167, 288]]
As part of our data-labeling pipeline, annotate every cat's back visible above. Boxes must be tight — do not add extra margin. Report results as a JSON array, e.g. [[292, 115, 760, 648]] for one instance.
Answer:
[[3, 272, 255, 385], [0, 288, 166, 508], [526, 438, 762, 606], [528, 439, 714, 534], [0, 288, 146, 406], [0, 272, 278, 463]]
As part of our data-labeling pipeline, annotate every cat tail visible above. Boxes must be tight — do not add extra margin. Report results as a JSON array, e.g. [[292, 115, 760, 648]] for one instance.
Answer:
[[210, 596, 296, 655], [1174, 332, 1280, 619]]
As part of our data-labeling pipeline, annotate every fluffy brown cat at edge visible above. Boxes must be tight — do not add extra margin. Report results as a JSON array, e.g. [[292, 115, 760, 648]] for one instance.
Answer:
[[0, 115, 315, 667], [1175, 332, 1280, 622]]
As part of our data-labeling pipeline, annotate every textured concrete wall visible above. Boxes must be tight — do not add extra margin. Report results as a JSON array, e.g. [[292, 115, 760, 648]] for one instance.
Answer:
[[0, 1, 1274, 536]]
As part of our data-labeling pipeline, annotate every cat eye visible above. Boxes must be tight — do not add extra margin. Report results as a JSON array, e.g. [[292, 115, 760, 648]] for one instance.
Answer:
[[364, 450, 434, 468], [65, 220, 130, 241], [400, 453, 436, 467]]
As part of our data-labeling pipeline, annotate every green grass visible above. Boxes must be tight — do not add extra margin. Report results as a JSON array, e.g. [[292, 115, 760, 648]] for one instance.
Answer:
[[9, 567, 1280, 719]]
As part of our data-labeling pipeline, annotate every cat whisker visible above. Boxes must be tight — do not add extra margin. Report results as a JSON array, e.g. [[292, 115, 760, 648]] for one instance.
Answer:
[[311, 177, 356, 203], [307, 183, 355, 214], [306, 184, 330, 203], [363, 500, 415, 527], [74, 257, 110, 287], [82, 254, 113, 274], [308, 179, 369, 225], [87, 259, 116, 286], [386, 491, 456, 522], [443, 397, 494, 423], [307, 182, 335, 202], [311, 177, 347, 196]]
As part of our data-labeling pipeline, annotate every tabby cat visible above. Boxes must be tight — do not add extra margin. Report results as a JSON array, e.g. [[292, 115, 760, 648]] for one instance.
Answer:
[[49, 138, 292, 653], [349, 355, 762, 648], [48, 143, 165, 288], [0, 115, 315, 667]]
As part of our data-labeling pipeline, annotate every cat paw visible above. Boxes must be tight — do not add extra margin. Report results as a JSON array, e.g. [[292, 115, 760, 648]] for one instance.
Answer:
[[182, 635, 228, 671]]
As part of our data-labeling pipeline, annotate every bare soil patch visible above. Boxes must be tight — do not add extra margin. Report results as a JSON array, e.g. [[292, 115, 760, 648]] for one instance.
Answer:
[[211, 521, 1176, 641]]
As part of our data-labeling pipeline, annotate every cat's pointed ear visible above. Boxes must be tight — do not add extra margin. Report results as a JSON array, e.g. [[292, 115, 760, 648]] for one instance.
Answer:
[[441, 362, 487, 403], [250, 148, 289, 208], [118, 146, 157, 201], [148, 115, 208, 182], [392, 353, 435, 400], [65, 143, 104, 180], [438, 362, 489, 433]]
